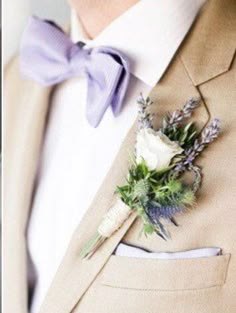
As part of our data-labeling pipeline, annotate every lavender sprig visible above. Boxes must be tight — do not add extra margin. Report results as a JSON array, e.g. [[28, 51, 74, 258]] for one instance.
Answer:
[[137, 94, 154, 129], [184, 118, 220, 165], [162, 97, 200, 131], [174, 118, 221, 175]]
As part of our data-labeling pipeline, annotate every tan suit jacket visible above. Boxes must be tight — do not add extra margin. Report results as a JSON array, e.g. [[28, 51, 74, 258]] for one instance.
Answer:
[[3, 1, 236, 312]]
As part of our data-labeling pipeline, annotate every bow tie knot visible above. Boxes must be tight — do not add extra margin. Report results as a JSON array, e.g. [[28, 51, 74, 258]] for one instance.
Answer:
[[68, 44, 88, 75], [20, 16, 131, 127]]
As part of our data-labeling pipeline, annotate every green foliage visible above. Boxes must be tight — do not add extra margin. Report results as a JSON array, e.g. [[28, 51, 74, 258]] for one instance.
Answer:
[[163, 121, 198, 149], [143, 223, 155, 236], [116, 159, 196, 238]]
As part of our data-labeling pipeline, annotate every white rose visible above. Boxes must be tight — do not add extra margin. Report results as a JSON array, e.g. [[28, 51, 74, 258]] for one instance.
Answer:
[[136, 128, 183, 171]]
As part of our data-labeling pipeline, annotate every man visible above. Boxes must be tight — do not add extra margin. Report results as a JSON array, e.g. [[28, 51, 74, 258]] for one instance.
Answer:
[[3, 0, 236, 312]]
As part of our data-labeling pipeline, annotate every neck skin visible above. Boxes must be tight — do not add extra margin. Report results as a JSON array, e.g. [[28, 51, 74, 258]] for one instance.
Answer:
[[68, 0, 139, 39]]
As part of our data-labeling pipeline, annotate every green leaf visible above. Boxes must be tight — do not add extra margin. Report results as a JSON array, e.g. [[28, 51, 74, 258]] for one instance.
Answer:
[[143, 223, 155, 235], [181, 189, 196, 206], [184, 121, 194, 133], [167, 179, 182, 193]]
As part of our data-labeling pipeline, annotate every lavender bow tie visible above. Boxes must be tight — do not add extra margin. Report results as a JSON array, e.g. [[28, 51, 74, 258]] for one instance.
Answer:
[[20, 16, 130, 127]]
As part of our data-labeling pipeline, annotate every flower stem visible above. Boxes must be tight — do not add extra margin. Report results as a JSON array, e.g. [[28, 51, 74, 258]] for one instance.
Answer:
[[80, 231, 105, 259]]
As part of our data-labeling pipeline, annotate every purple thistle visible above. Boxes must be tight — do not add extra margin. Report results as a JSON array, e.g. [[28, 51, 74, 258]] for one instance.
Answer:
[[146, 202, 184, 222]]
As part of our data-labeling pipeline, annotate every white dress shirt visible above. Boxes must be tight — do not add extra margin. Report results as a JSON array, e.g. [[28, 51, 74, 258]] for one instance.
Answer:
[[27, 1, 206, 312]]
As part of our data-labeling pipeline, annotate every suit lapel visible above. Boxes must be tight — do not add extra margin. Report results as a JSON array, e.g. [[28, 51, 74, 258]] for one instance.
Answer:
[[180, 0, 236, 86], [149, 55, 210, 131], [3, 57, 53, 313]]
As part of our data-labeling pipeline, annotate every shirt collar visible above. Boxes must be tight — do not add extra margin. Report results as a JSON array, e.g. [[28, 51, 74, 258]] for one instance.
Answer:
[[71, 0, 206, 87]]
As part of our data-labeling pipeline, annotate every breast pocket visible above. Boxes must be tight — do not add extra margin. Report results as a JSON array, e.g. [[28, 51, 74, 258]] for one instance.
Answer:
[[100, 253, 230, 291], [75, 253, 231, 313]]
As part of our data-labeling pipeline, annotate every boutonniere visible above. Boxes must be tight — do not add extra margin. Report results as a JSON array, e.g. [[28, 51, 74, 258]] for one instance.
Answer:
[[80, 95, 220, 259]]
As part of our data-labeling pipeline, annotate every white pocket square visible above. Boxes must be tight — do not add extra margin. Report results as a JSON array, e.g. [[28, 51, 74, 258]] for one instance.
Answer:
[[115, 243, 222, 259]]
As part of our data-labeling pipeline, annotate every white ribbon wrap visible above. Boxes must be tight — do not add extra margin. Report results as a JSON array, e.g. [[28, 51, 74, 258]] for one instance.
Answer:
[[98, 199, 131, 238]]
